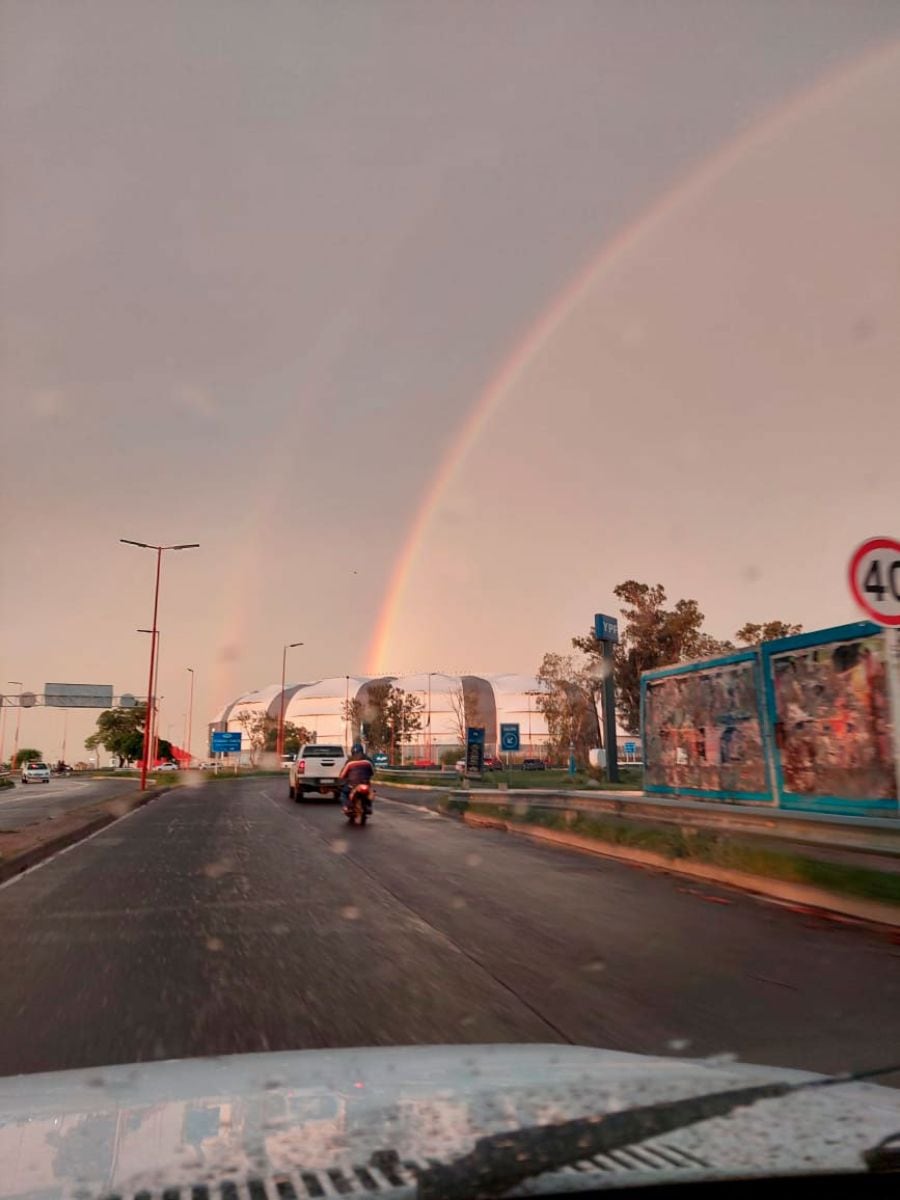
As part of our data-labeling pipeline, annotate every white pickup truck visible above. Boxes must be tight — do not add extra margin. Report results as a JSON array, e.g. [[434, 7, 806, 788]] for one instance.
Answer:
[[288, 744, 347, 801]]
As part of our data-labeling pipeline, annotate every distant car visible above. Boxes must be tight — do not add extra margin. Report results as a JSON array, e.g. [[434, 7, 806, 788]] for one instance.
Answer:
[[454, 759, 466, 772], [520, 758, 547, 771], [21, 761, 51, 784], [483, 756, 504, 771], [412, 758, 438, 769], [280, 754, 295, 770], [156, 762, 179, 772]]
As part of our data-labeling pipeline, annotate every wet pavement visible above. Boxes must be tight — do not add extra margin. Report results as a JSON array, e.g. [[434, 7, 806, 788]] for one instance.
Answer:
[[0, 775, 897, 1078]]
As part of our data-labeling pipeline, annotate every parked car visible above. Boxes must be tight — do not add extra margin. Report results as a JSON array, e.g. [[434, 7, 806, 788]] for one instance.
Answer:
[[454, 759, 466, 772], [520, 758, 547, 771], [412, 758, 438, 769], [289, 744, 348, 801], [21, 761, 51, 784], [483, 756, 504, 771]]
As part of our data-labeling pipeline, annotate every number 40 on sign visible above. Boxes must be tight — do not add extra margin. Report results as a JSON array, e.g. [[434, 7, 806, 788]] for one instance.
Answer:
[[849, 537, 900, 626]]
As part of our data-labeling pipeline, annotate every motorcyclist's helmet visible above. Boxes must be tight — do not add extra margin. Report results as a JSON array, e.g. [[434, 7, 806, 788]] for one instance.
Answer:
[[352, 742, 364, 755]]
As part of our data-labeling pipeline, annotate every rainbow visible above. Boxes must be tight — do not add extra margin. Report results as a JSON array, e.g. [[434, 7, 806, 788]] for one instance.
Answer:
[[365, 38, 900, 673]]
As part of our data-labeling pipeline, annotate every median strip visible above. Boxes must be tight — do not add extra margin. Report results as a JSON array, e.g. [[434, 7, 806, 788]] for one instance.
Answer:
[[0, 786, 169, 885], [441, 797, 900, 929]]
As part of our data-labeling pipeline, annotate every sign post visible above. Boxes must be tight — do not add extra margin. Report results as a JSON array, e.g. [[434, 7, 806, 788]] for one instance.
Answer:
[[500, 722, 520, 770], [848, 536, 900, 801], [466, 726, 485, 775], [594, 613, 620, 782]]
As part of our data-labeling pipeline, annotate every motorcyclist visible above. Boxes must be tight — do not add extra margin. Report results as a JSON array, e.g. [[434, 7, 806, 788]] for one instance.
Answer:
[[338, 742, 375, 813]]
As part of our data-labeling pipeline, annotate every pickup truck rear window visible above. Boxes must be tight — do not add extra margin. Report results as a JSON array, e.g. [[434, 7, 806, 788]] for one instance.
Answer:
[[302, 746, 344, 758]]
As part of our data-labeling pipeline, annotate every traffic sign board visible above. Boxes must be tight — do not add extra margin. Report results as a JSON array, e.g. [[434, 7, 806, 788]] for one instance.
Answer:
[[211, 730, 242, 753], [849, 537, 900, 626], [467, 727, 485, 745], [594, 613, 619, 643], [374, 752, 389, 767], [500, 723, 520, 751]]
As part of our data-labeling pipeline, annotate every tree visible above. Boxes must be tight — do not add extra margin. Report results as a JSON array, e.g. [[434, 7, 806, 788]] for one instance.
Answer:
[[341, 698, 363, 746], [446, 682, 483, 749], [14, 747, 43, 767], [572, 581, 734, 735], [535, 654, 600, 764], [266, 721, 313, 756], [234, 710, 274, 765], [736, 620, 802, 645], [85, 704, 151, 767], [361, 684, 424, 761]]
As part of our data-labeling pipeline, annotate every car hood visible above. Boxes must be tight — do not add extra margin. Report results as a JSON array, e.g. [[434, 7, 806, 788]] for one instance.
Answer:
[[1, 1044, 898, 1199]]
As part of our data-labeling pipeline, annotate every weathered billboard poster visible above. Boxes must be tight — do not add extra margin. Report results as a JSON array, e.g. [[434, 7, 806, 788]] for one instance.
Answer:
[[644, 659, 767, 796], [771, 635, 896, 802]]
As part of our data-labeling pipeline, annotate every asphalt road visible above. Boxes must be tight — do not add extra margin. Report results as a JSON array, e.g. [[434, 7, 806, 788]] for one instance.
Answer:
[[0, 775, 898, 1079], [0, 776, 139, 831]]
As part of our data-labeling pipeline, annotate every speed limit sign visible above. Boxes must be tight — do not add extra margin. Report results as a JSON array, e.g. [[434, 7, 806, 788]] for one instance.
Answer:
[[848, 537, 900, 626]]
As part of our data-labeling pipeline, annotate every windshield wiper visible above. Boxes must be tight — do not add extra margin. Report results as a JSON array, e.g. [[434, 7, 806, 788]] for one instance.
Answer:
[[416, 1062, 900, 1200]]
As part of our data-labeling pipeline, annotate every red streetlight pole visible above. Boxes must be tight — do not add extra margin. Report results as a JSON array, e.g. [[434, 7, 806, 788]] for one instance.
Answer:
[[185, 668, 195, 766], [277, 642, 303, 758], [123, 540, 199, 789]]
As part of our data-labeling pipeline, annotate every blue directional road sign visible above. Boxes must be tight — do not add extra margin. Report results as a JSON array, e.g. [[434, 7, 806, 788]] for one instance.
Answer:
[[500, 723, 520, 751], [467, 727, 485, 745], [211, 730, 242, 753], [594, 613, 619, 643], [624, 741, 636, 756], [374, 752, 389, 768]]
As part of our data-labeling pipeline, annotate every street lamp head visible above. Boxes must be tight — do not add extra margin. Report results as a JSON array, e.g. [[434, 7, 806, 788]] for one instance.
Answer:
[[289, 641, 304, 648], [187, 666, 194, 675], [170, 543, 200, 550], [120, 538, 151, 549]]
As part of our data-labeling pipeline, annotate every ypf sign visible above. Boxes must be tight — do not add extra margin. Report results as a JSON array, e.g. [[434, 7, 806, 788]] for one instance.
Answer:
[[848, 537, 900, 626]]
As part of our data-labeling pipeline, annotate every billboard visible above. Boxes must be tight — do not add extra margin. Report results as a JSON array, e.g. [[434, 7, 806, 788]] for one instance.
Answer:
[[643, 658, 767, 797], [44, 683, 114, 708]]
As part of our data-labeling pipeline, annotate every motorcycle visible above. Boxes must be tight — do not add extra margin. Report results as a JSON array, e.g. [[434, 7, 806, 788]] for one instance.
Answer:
[[344, 782, 373, 826]]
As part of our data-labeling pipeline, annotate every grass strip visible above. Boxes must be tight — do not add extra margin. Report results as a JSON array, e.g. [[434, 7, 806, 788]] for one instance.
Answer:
[[443, 798, 900, 908]]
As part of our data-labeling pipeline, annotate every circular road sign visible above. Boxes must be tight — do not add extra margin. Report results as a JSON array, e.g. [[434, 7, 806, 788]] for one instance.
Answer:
[[19, 691, 37, 708], [849, 536, 900, 626]]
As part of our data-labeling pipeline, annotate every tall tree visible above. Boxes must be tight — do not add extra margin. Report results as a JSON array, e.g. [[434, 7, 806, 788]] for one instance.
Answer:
[[341, 698, 363, 746], [234, 710, 275, 765], [446, 682, 482, 751], [361, 684, 423, 761], [535, 654, 600, 763], [85, 704, 151, 767], [14, 747, 43, 767], [267, 721, 313, 756], [572, 581, 734, 735], [735, 620, 802, 645]]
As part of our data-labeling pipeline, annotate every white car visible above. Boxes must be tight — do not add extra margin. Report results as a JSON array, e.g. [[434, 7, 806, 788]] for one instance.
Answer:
[[21, 761, 51, 784], [289, 744, 347, 801], [156, 762, 179, 772]]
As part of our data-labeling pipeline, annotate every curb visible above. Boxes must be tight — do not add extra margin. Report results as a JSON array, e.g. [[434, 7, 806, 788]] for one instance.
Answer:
[[0, 787, 167, 886], [460, 812, 900, 930]]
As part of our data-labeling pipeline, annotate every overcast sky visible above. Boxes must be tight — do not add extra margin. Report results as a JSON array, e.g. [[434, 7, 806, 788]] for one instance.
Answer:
[[3, 1, 900, 760]]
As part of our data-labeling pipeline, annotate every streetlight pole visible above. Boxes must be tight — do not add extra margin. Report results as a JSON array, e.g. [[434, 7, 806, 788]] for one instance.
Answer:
[[8, 683, 22, 770], [277, 641, 303, 758], [185, 668, 195, 765], [427, 673, 434, 760], [122, 539, 199, 789]]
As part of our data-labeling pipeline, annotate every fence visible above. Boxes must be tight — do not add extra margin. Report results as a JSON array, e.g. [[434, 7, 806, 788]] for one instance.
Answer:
[[640, 621, 898, 818]]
